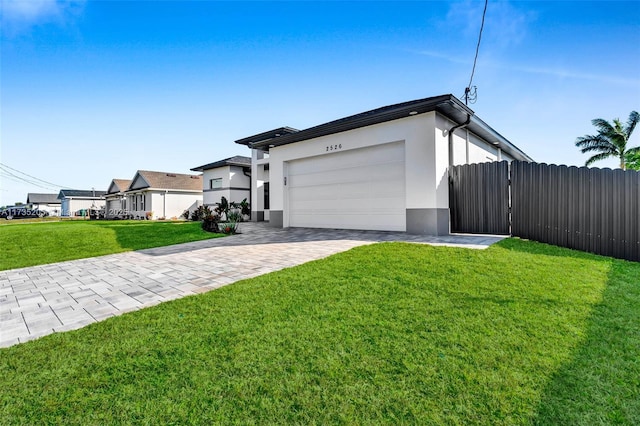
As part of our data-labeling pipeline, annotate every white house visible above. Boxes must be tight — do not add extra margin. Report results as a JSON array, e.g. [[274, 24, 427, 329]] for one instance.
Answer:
[[123, 170, 203, 219], [190, 156, 251, 209], [235, 94, 532, 235], [26, 193, 62, 216], [58, 189, 107, 217], [104, 179, 132, 218]]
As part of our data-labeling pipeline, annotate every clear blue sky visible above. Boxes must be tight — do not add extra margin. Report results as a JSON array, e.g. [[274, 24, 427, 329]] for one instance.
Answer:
[[1, 0, 639, 206]]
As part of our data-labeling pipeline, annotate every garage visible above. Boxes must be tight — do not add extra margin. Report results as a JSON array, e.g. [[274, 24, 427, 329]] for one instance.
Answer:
[[286, 141, 406, 231]]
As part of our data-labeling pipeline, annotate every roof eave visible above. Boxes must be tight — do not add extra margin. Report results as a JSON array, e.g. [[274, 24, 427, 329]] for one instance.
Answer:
[[124, 187, 202, 193], [467, 116, 534, 162], [191, 161, 250, 172], [249, 95, 473, 150], [234, 127, 300, 147]]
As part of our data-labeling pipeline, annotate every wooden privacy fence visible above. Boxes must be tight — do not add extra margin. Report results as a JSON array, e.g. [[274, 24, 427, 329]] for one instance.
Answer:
[[449, 161, 510, 235], [449, 161, 640, 262]]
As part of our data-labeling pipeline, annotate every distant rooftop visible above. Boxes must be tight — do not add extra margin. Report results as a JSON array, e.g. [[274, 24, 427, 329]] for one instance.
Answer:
[[191, 155, 252, 172], [129, 170, 202, 191], [26, 193, 61, 204], [58, 189, 107, 200]]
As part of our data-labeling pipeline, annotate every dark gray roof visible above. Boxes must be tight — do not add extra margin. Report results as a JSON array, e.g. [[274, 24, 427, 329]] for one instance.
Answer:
[[234, 127, 300, 147], [26, 193, 61, 204], [191, 155, 252, 172], [234, 94, 532, 162], [57, 189, 107, 200]]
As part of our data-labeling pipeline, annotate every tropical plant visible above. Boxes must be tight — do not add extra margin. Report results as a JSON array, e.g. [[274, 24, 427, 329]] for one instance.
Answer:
[[625, 151, 640, 171], [235, 198, 251, 219], [575, 111, 639, 169], [201, 211, 220, 233], [226, 211, 242, 223], [220, 221, 238, 235], [214, 197, 230, 219], [191, 205, 212, 221]]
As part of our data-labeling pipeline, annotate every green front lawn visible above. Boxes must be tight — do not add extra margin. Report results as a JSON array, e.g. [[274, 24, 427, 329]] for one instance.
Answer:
[[0, 220, 223, 271], [1, 239, 638, 424]]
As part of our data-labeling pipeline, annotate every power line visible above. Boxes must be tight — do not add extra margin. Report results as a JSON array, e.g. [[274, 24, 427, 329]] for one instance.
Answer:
[[0, 170, 59, 190], [0, 167, 60, 190], [463, 0, 488, 105], [0, 163, 69, 189]]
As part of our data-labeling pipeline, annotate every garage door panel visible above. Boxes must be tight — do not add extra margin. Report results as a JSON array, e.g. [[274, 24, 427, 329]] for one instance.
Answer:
[[290, 212, 406, 231], [289, 161, 404, 188], [290, 196, 404, 212], [287, 141, 406, 231], [288, 142, 404, 175], [288, 180, 403, 202]]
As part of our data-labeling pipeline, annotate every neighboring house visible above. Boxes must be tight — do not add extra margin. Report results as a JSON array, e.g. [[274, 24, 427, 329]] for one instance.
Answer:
[[58, 189, 107, 217], [235, 94, 532, 235], [104, 179, 132, 218], [124, 170, 202, 219], [190, 156, 251, 209], [26, 193, 62, 216]]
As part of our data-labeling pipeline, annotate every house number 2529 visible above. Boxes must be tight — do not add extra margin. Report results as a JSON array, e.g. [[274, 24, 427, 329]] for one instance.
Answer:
[[326, 144, 342, 152]]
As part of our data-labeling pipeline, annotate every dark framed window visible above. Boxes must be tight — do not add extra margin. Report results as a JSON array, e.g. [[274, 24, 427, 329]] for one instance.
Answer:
[[264, 182, 270, 210], [210, 178, 222, 189]]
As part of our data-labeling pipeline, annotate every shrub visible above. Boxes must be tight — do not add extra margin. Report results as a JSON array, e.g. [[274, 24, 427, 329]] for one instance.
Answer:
[[191, 205, 212, 222], [226, 211, 242, 223], [201, 212, 220, 233], [214, 197, 230, 219], [220, 222, 238, 234], [232, 198, 251, 221]]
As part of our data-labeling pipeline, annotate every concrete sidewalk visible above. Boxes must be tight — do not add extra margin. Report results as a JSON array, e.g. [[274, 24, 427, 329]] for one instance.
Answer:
[[0, 223, 504, 348]]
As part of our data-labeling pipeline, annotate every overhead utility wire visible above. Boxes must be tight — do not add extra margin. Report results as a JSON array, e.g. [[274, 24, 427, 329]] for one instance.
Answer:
[[464, 0, 488, 105], [0, 167, 59, 190], [0, 162, 69, 189], [0, 169, 59, 190]]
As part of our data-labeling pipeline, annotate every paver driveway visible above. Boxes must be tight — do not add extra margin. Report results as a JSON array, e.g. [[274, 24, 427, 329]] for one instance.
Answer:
[[0, 223, 504, 348]]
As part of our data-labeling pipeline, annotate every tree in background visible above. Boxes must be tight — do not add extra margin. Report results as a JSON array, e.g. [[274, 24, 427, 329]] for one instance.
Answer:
[[575, 111, 639, 170], [625, 151, 640, 171]]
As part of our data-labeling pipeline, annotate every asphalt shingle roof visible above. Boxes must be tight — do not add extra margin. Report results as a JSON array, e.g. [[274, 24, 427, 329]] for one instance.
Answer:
[[58, 190, 107, 200], [190, 155, 251, 172], [26, 193, 61, 204], [108, 179, 132, 194], [129, 171, 202, 191]]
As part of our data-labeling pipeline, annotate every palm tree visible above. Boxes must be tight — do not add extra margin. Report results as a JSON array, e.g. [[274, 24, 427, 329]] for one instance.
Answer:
[[575, 111, 639, 170], [625, 151, 640, 171]]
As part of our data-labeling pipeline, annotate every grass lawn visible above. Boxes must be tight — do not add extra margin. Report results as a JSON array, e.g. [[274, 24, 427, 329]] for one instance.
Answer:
[[0, 220, 224, 271], [0, 239, 638, 424]]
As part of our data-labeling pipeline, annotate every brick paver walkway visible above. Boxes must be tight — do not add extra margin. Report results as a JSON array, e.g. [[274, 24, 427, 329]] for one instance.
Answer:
[[0, 223, 504, 348]]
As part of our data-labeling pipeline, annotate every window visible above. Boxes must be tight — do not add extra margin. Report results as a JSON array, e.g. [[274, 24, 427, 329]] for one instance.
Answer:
[[264, 182, 270, 210], [210, 178, 222, 189]]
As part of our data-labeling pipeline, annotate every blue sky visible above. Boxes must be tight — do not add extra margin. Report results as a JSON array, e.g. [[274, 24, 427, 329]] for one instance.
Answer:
[[1, 0, 639, 206]]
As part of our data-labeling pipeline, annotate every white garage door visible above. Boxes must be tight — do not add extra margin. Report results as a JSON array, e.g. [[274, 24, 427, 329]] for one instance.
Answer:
[[287, 141, 406, 231]]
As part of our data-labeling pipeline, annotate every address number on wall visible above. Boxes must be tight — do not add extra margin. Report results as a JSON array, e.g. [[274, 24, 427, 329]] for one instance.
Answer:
[[326, 144, 342, 152]]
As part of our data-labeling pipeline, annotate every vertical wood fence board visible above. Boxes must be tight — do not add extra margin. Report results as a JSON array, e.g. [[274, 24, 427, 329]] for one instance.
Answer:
[[449, 161, 510, 235], [510, 161, 639, 262], [452, 161, 639, 262]]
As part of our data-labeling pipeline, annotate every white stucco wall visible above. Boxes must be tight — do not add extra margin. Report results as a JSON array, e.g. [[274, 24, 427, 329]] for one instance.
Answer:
[[259, 111, 513, 231], [268, 112, 444, 220], [250, 150, 271, 220], [61, 198, 106, 216], [202, 165, 250, 208], [32, 203, 61, 216], [127, 190, 202, 219]]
